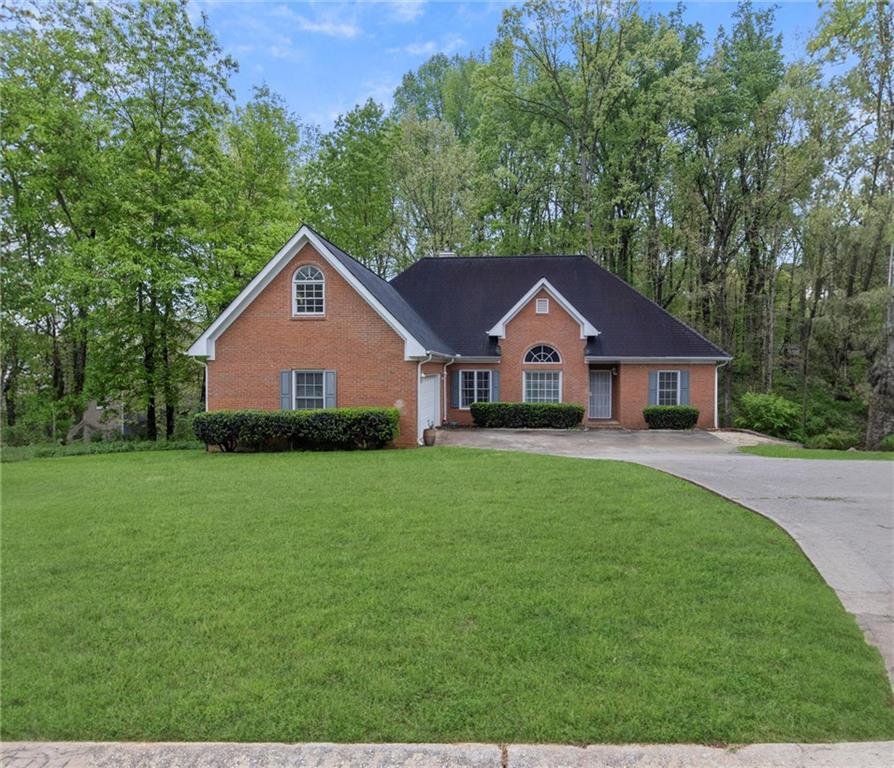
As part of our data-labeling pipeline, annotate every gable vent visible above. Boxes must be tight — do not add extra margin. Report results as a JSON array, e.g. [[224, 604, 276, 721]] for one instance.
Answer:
[[536, 298, 550, 314]]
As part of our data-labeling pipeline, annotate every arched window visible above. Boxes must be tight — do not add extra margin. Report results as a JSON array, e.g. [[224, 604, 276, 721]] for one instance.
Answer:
[[293, 265, 324, 315], [524, 344, 561, 364]]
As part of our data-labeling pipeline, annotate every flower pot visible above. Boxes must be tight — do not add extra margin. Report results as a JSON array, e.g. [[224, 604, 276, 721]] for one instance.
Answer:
[[422, 428, 437, 446]]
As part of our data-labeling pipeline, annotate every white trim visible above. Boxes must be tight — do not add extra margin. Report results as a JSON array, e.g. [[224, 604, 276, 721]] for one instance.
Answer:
[[457, 369, 492, 410], [588, 369, 612, 419], [714, 365, 719, 429], [523, 369, 563, 404], [585, 356, 730, 363], [487, 278, 599, 339], [292, 369, 327, 410], [291, 264, 325, 317], [187, 226, 428, 360], [656, 369, 681, 407], [523, 344, 562, 364]]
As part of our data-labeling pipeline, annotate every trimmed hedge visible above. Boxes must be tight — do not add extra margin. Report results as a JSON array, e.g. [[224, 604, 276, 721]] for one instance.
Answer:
[[643, 405, 700, 430], [469, 402, 584, 429], [193, 408, 400, 452]]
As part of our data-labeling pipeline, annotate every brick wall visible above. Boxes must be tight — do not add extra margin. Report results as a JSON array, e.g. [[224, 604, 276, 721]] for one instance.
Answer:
[[445, 288, 588, 424], [616, 363, 716, 429], [207, 242, 419, 447]]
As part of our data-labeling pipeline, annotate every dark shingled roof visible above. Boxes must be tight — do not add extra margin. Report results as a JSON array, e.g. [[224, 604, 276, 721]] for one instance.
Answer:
[[389, 255, 729, 359], [309, 228, 454, 355]]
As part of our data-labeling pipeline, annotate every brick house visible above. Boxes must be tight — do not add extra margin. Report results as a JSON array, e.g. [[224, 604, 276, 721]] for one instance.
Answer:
[[188, 226, 731, 447]]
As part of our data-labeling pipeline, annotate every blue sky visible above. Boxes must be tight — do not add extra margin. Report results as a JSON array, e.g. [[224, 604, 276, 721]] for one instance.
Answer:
[[191, 1, 826, 129]]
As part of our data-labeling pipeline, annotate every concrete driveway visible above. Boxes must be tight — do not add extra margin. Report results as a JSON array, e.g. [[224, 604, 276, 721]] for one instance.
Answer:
[[438, 428, 894, 680]]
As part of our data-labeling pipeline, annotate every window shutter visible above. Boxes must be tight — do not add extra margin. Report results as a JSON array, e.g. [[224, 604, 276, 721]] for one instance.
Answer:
[[679, 370, 689, 405], [324, 370, 337, 408], [280, 370, 292, 410], [450, 371, 460, 409], [648, 371, 658, 406], [490, 370, 500, 402]]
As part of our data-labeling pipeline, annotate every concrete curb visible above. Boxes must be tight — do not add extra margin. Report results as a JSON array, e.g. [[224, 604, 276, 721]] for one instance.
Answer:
[[2, 741, 893, 767]]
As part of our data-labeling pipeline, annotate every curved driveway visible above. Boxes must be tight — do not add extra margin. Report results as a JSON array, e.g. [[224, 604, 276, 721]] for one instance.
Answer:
[[438, 428, 894, 681]]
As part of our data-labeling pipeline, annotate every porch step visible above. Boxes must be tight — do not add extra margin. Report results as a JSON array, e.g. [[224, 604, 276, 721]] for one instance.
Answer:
[[587, 420, 622, 429]]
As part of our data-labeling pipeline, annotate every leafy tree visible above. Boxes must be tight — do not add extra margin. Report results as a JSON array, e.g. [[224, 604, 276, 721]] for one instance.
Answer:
[[306, 100, 397, 275]]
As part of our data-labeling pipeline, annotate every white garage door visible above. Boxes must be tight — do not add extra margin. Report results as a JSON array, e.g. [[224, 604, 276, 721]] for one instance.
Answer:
[[418, 374, 441, 443]]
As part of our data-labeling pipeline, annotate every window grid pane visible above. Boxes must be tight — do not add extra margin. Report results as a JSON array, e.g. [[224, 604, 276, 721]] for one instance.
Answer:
[[294, 371, 325, 410], [461, 370, 490, 408], [658, 371, 679, 406], [295, 282, 324, 314], [524, 371, 560, 403], [524, 345, 560, 363]]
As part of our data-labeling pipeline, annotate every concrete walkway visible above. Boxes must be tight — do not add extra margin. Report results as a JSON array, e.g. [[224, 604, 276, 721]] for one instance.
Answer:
[[3, 741, 893, 767], [438, 428, 894, 679]]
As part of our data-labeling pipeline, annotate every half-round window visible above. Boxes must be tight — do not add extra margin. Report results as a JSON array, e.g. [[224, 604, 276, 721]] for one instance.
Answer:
[[293, 265, 324, 315], [524, 344, 561, 363]]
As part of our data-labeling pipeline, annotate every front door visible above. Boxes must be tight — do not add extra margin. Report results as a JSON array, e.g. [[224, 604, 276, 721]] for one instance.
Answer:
[[589, 370, 612, 419]]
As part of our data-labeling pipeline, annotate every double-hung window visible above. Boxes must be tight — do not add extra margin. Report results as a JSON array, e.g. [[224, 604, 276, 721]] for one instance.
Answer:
[[460, 370, 491, 408], [524, 371, 561, 403], [293, 265, 325, 315], [293, 370, 325, 410], [657, 370, 680, 406]]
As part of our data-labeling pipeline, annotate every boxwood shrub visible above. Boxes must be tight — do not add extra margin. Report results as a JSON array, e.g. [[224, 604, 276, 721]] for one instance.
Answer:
[[469, 402, 584, 429], [193, 408, 400, 452], [643, 405, 700, 430]]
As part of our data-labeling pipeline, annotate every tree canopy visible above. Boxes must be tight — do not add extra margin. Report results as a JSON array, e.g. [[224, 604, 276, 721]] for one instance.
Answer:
[[2, 0, 891, 446]]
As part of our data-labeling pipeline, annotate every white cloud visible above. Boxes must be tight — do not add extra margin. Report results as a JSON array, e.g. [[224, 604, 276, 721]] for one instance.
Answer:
[[388, 1, 426, 23], [390, 35, 466, 57], [273, 4, 361, 39]]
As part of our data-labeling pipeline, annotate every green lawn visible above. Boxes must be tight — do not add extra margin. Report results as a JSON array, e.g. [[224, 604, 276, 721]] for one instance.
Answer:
[[739, 444, 894, 460], [2, 448, 891, 744]]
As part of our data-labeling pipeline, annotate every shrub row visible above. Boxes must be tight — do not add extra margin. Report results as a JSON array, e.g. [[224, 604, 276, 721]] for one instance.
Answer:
[[469, 402, 584, 429], [642, 405, 700, 430], [734, 392, 801, 440], [192, 408, 400, 452], [1, 439, 203, 463], [803, 430, 862, 450]]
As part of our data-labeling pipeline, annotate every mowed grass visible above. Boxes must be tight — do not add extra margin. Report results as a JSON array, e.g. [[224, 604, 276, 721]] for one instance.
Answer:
[[2, 448, 892, 744], [738, 444, 894, 460]]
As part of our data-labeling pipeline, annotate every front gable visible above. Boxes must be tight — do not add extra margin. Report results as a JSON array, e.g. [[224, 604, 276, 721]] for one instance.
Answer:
[[188, 226, 430, 360], [487, 278, 599, 341]]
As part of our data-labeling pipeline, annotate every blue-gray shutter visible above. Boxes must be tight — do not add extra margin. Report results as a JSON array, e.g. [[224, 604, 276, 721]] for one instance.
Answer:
[[450, 371, 460, 408], [647, 371, 658, 406], [324, 370, 337, 408], [679, 370, 689, 405], [490, 370, 500, 402], [280, 370, 292, 410]]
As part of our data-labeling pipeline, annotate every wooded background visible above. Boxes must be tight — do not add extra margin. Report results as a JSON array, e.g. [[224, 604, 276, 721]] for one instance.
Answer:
[[2, 0, 892, 446]]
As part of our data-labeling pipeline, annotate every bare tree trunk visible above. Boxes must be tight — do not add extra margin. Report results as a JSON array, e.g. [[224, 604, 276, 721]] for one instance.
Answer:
[[865, 243, 894, 448]]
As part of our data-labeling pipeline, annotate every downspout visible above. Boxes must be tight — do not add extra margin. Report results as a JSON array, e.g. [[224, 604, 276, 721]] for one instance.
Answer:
[[188, 356, 209, 412], [442, 356, 456, 425], [714, 359, 730, 429], [417, 353, 434, 445]]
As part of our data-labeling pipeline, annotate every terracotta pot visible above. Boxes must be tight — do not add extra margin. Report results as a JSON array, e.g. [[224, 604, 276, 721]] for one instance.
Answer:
[[422, 428, 437, 446]]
